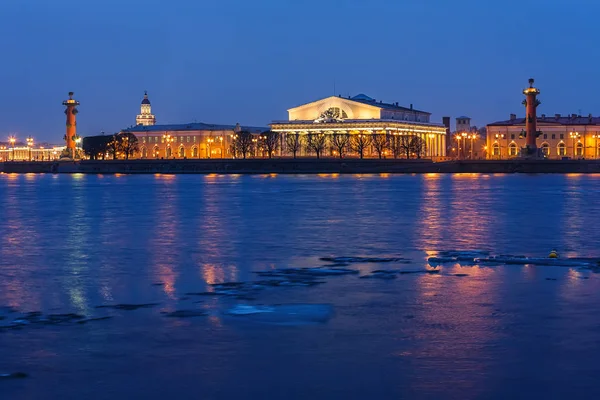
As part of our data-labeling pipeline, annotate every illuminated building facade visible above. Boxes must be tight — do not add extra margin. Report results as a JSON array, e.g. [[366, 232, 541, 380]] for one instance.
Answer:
[[122, 123, 265, 159], [136, 91, 156, 126], [0, 144, 64, 161], [486, 79, 600, 160], [486, 115, 600, 159], [270, 94, 447, 158]]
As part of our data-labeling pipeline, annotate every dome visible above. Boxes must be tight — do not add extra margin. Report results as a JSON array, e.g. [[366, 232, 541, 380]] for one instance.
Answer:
[[141, 91, 151, 105], [351, 93, 374, 101]]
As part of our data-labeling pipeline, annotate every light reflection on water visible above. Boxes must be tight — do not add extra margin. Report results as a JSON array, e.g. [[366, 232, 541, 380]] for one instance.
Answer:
[[1, 173, 600, 399]]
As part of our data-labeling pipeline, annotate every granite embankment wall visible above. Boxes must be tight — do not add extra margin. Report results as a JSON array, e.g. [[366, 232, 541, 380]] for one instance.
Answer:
[[3, 159, 600, 174]]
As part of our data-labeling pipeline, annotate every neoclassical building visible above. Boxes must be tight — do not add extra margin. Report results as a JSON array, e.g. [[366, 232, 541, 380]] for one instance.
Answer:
[[270, 94, 447, 158], [487, 114, 600, 159], [122, 92, 265, 159]]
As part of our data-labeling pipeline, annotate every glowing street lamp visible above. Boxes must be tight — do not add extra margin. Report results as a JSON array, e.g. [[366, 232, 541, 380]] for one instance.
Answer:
[[207, 137, 214, 158], [8, 136, 16, 161], [569, 131, 580, 158], [26, 136, 34, 161], [162, 133, 173, 158]]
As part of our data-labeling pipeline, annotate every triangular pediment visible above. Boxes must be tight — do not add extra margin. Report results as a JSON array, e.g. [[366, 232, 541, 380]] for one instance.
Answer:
[[288, 96, 382, 121]]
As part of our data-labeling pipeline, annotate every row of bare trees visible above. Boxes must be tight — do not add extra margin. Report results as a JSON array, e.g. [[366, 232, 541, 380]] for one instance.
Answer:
[[82, 132, 139, 160], [231, 130, 427, 159]]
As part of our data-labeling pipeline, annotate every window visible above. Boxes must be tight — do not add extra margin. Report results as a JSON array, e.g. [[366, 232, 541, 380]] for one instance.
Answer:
[[511, 134, 515, 139], [560, 134, 564, 139], [142, 137, 146, 143], [557, 143, 566, 156], [141, 147, 147, 158], [194, 136, 197, 142], [166, 147, 172, 158], [179, 147, 185, 158], [187, 136, 190, 143], [551, 134, 556, 139], [541, 143, 550, 157], [543, 134, 547, 139], [576, 142, 584, 156], [492, 143, 500, 156], [192, 147, 198, 158], [508, 142, 518, 156]]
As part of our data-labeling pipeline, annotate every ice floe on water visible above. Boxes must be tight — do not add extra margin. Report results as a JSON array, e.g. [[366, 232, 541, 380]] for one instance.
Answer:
[[428, 250, 600, 270], [320, 256, 410, 264], [225, 304, 334, 326]]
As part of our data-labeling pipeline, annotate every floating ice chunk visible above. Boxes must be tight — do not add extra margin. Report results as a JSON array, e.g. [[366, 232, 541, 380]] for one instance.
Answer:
[[320, 257, 408, 264], [226, 304, 333, 325], [477, 256, 594, 268], [227, 305, 274, 315]]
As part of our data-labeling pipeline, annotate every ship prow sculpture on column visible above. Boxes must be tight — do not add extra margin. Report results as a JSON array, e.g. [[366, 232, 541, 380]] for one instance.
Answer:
[[61, 91, 83, 160], [521, 78, 542, 158]]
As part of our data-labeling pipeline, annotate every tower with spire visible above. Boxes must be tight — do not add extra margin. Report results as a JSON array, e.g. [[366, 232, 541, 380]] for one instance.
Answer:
[[136, 91, 156, 126]]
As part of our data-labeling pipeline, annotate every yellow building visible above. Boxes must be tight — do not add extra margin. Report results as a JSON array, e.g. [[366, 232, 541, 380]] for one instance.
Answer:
[[270, 94, 448, 158], [487, 114, 600, 159], [122, 123, 265, 159], [0, 144, 64, 161], [123, 92, 266, 159]]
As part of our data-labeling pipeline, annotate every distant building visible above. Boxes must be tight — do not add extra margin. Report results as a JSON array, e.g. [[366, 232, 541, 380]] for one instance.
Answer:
[[123, 93, 265, 159], [0, 143, 64, 161], [122, 123, 265, 159], [270, 94, 447, 158], [456, 116, 471, 133], [136, 92, 156, 126], [486, 114, 600, 159], [448, 116, 486, 159]]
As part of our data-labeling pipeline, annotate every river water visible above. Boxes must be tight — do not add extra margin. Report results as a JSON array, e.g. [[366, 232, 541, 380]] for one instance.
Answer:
[[1, 173, 600, 399]]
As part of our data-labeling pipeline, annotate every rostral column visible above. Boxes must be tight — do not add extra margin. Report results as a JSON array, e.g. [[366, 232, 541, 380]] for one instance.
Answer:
[[523, 78, 540, 155], [62, 91, 80, 158]]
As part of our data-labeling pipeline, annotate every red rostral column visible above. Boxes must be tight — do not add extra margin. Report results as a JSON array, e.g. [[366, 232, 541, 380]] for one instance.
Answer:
[[523, 78, 540, 153], [62, 92, 80, 158]]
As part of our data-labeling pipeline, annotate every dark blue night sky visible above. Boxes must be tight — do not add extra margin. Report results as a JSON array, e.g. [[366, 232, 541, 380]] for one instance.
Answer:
[[1, 0, 598, 142]]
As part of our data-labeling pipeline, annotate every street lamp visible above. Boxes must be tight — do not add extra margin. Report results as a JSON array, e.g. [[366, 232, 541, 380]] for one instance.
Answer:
[[207, 137, 214, 158], [26, 136, 33, 161], [569, 131, 580, 158], [494, 133, 505, 159], [162, 133, 173, 158], [461, 132, 468, 159], [251, 137, 258, 157], [8, 136, 16, 161], [217, 136, 224, 158], [468, 133, 478, 159]]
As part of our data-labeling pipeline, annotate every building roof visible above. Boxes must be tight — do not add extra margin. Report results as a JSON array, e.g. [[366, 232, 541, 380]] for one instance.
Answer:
[[488, 115, 600, 126], [346, 94, 430, 115], [122, 122, 267, 133], [456, 116, 470, 120]]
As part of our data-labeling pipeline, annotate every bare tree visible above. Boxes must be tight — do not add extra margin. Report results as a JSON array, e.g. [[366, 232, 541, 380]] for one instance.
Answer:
[[232, 130, 254, 159], [389, 135, 402, 159], [371, 134, 388, 159], [410, 136, 427, 159], [118, 132, 139, 160], [285, 132, 303, 159], [306, 132, 327, 159], [397, 135, 414, 159], [107, 134, 120, 159], [351, 133, 372, 159], [260, 130, 279, 158], [331, 132, 350, 159]]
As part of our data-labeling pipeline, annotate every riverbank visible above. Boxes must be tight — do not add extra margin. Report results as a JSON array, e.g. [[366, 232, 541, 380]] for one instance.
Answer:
[[3, 158, 600, 174]]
